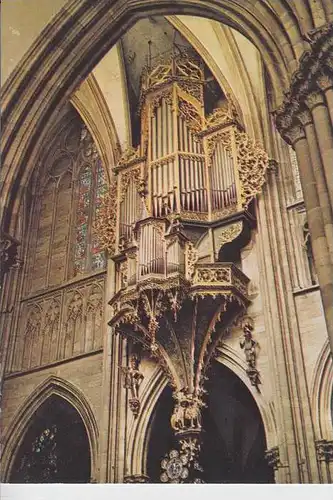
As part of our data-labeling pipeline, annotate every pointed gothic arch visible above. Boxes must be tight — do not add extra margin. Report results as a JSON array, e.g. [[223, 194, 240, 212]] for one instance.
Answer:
[[1, 0, 317, 237], [1, 376, 99, 483], [125, 366, 168, 479], [125, 344, 277, 482], [311, 341, 333, 440]]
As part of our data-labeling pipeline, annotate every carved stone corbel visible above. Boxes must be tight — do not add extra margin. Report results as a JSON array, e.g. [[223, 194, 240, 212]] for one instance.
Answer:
[[296, 107, 313, 128], [283, 125, 306, 147]]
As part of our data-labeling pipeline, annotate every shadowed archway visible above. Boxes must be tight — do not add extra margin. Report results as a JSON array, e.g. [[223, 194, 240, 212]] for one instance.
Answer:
[[9, 395, 91, 483], [146, 361, 274, 483]]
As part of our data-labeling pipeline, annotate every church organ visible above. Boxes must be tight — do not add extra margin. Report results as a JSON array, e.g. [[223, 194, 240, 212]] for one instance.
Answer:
[[96, 48, 268, 482], [97, 49, 268, 286]]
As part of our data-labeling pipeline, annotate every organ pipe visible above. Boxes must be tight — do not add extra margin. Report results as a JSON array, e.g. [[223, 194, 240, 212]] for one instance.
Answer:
[[114, 53, 250, 287]]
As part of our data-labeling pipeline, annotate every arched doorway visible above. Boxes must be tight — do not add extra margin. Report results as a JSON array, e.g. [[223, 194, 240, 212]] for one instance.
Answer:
[[147, 362, 274, 483], [9, 395, 91, 483]]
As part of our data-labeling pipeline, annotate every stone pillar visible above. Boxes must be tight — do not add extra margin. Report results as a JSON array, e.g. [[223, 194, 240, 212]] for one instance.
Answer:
[[317, 71, 333, 125], [296, 108, 333, 263], [305, 90, 333, 208], [285, 126, 333, 355]]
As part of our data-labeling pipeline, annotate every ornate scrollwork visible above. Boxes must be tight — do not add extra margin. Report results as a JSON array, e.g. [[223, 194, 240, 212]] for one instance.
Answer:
[[234, 129, 268, 208], [206, 129, 231, 167], [185, 241, 198, 280], [150, 89, 173, 115], [94, 180, 117, 254], [117, 146, 141, 168], [218, 222, 243, 249], [205, 101, 239, 129], [178, 96, 202, 134], [119, 167, 143, 203]]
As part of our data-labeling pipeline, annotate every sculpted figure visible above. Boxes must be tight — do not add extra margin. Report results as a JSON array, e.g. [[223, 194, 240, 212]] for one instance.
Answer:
[[184, 399, 202, 430], [171, 402, 185, 431], [240, 322, 257, 369], [121, 354, 144, 400]]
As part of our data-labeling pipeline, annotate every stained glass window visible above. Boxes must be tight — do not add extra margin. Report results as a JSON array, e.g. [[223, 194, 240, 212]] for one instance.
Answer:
[[92, 160, 107, 271], [74, 165, 93, 276], [73, 147, 107, 276]]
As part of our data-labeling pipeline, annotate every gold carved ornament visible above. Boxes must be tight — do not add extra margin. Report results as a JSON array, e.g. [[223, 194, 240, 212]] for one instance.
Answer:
[[185, 241, 198, 280], [117, 146, 141, 168], [217, 222, 243, 249], [205, 103, 239, 129], [234, 130, 268, 208], [119, 167, 143, 203], [206, 130, 231, 167], [94, 180, 118, 255], [177, 96, 202, 134]]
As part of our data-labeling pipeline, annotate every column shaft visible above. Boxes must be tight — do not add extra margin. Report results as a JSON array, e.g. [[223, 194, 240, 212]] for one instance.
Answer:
[[303, 121, 333, 263], [323, 87, 333, 126], [310, 102, 333, 208], [293, 135, 333, 355]]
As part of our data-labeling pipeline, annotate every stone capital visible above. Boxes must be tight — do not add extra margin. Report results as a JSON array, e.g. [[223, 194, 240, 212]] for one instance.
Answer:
[[283, 125, 306, 146], [296, 107, 313, 127], [317, 72, 333, 92], [305, 90, 325, 110]]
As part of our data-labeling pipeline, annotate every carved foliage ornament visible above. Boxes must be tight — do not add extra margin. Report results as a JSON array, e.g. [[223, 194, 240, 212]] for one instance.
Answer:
[[178, 96, 202, 134], [94, 180, 117, 254], [217, 221, 243, 249], [185, 241, 198, 280], [234, 130, 268, 208], [117, 146, 141, 168], [274, 22, 333, 138], [206, 130, 231, 167], [119, 167, 143, 203], [205, 103, 239, 129]]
